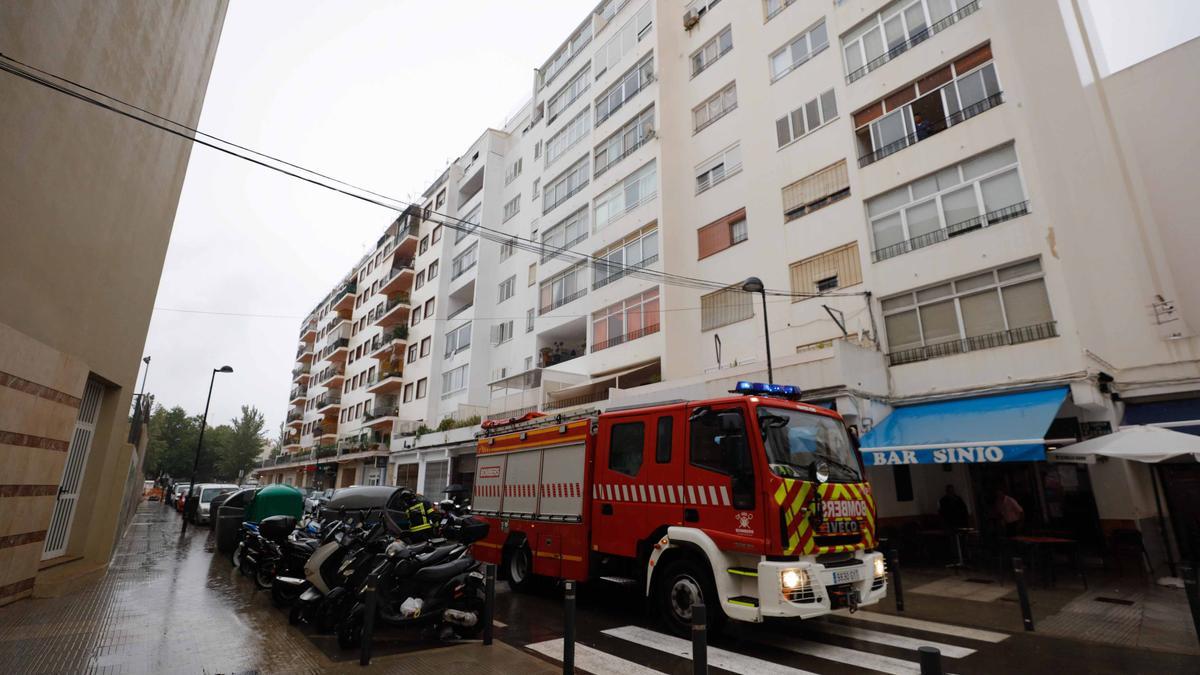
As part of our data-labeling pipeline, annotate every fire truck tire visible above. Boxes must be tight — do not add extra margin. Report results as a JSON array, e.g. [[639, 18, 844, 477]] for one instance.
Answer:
[[654, 558, 724, 638], [507, 543, 536, 592]]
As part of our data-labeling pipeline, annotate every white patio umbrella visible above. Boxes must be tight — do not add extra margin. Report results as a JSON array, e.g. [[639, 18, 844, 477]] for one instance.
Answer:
[[1048, 425, 1200, 580]]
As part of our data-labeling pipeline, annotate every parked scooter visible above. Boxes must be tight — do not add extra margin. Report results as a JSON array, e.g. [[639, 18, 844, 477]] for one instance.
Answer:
[[286, 510, 390, 632]]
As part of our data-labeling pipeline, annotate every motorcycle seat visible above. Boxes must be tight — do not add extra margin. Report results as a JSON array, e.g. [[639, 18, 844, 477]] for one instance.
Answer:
[[284, 539, 318, 556], [416, 543, 460, 566], [411, 557, 474, 585]]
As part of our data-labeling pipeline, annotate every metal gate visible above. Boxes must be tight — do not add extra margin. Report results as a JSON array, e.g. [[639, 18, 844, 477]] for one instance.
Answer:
[[43, 379, 103, 560]]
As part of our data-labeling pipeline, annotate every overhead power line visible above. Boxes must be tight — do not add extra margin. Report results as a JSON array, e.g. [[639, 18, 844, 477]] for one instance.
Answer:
[[0, 51, 867, 302]]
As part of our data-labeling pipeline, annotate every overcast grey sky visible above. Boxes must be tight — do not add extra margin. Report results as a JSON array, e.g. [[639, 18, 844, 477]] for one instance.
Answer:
[[139, 0, 1199, 438]]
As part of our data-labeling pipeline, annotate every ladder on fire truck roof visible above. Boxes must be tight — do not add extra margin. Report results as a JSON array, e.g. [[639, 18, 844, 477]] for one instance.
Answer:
[[478, 409, 600, 437]]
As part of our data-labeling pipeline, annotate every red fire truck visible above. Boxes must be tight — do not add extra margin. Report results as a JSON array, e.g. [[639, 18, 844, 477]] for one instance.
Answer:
[[469, 381, 886, 634]]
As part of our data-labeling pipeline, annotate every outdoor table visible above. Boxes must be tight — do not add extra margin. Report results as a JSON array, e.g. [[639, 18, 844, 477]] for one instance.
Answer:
[[1007, 535, 1088, 589], [948, 528, 978, 570]]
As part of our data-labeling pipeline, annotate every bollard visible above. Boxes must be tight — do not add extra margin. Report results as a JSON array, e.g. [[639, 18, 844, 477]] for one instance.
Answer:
[[563, 580, 576, 675], [889, 545, 905, 613], [483, 563, 496, 646], [1013, 557, 1034, 632], [1181, 562, 1200, 649], [691, 603, 708, 675], [918, 646, 943, 675], [359, 571, 379, 666]]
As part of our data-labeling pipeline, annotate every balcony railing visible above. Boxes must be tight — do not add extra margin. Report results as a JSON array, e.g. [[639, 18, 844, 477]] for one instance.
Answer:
[[315, 393, 342, 409], [872, 201, 1031, 262], [296, 344, 312, 358], [594, 130, 653, 179], [289, 386, 308, 400], [545, 390, 609, 411], [365, 405, 399, 421], [286, 410, 303, 423], [317, 365, 345, 385], [887, 321, 1058, 366], [292, 364, 311, 378], [859, 92, 1004, 168], [539, 288, 587, 315], [320, 337, 349, 360], [591, 321, 661, 352], [540, 231, 589, 264], [846, 1, 981, 84], [314, 445, 338, 459], [368, 369, 403, 386], [592, 254, 658, 290]]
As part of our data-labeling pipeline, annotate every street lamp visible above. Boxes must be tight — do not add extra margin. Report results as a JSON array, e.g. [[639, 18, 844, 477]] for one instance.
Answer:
[[742, 277, 773, 385], [181, 365, 233, 536]]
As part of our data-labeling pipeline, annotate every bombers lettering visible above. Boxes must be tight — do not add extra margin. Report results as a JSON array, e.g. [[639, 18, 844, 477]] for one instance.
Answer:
[[819, 499, 867, 519]]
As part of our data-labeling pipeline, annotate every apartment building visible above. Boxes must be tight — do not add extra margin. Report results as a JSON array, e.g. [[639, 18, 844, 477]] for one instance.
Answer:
[[0, 1, 227, 604], [260, 0, 1199, 567]]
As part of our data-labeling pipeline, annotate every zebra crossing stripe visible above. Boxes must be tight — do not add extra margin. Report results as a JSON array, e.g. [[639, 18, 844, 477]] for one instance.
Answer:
[[762, 636, 930, 675], [526, 638, 664, 675], [603, 625, 816, 675], [815, 622, 976, 659], [838, 610, 1009, 643]]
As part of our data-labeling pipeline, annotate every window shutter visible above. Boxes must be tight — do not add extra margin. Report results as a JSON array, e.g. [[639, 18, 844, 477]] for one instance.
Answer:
[[782, 161, 849, 216], [789, 242, 862, 297]]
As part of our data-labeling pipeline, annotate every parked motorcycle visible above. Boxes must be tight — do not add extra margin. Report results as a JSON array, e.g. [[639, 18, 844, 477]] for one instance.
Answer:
[[286, 510, 390, 632]]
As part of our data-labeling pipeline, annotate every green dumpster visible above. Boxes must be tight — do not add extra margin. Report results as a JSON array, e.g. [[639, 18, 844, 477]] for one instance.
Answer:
[[244, 484, 304, 522]]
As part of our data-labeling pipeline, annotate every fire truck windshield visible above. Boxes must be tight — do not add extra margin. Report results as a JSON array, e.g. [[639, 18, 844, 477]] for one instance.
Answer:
[[756, 406, 862, 483]]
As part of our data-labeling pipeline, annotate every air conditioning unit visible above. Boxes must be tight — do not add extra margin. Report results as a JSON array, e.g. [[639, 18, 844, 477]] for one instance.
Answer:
[[683, 8, 700, 29]]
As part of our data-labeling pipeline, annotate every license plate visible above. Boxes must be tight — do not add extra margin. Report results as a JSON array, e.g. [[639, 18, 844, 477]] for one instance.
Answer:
[[831, 567, 863, 585]]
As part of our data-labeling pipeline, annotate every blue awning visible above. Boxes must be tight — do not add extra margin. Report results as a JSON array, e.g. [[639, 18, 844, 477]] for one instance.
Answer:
[[860, 387, 1069, 465], [1123, 397, 1200, 436]]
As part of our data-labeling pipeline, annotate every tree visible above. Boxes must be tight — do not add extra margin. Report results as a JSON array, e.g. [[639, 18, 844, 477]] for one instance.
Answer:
[[216, 405, 266, 482], [145, 405, 200, 478]]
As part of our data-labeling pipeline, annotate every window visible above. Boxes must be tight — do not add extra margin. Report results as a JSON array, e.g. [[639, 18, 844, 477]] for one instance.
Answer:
[[416, 378, 427, 399], [764, 0, 796, 21], [692, 26, 733, 76], [693, 82, 737, 133], [534, 140, 543, 160], [444, 322, 472, 357], [695, 143, 741, 193], [411, 307, 421, 327], [435, 190, 446, 210], [427, 260, 439, 280], [608, 422, 645, 477], [407, 344, 418, 363], [543, 157, 590, 214], [595, 53, 654, 125], [545, 109, 590, 169], [594, 160, 656, 231], [867, 143, 1025, 260], [424, 298, 434, 318], [592, 287, 660, 351], [541, 22, 592, 88], [505, 158, 522, 185], [431, 225, 442, 243], [776, 89, 838, 148], [655, 416, 673, 463], [789, 243, 862, 298], [882, 259, 1055, 363], [701, 284, 753, 331], [442, 364, 469, 395], [456, 206, 481, 243], [528, 263, 537, 286], [503, 196, 521, 223], [783, 160, 851, 221], [526, 308, 536, 333], [420, 336, 431, 357], [547, 65, 591, 123], [452, 242, 478, 279], [491, 320, 514, 345], [770, 20, 828, 82], [594, 105, 654, 178], [415, 270, 426, 290], [541, 207, 588, 262], [595, 3, 653, 78], [419, 235, 430, 254], [690, 407, 752, 489], [843, 0, 976, 82], [539, 263, 588, 314], [696, 208, 747, 260], [498, 276, 516, 303], [593, 224, 658, 289]]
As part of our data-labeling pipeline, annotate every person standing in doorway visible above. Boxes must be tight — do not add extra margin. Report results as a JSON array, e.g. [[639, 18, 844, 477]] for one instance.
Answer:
[[994, 487, 1025, 537], [939, 485, 969, 530]]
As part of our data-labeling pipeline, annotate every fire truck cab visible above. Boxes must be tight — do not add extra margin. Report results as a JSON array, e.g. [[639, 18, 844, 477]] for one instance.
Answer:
[[470, 382, 886, 634]]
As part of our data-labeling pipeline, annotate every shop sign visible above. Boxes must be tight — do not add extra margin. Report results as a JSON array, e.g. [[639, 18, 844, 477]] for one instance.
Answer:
[[863, 442, 1045, 465]]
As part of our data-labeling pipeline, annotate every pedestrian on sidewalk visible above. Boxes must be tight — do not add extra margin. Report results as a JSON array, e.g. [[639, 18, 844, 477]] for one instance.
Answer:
[[939, 484, 969, 530], [993, 487, 1024, 537]]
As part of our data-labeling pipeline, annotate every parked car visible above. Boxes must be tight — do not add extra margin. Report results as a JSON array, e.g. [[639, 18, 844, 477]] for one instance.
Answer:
[[215, 487, 258, 554], [192, 483, 239, 525], [305, 488, 335, 515]]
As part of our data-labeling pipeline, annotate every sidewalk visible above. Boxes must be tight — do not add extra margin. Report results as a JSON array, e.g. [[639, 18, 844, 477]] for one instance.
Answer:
[[877, 564, 1199, 656], [0, 502, 554, 674]]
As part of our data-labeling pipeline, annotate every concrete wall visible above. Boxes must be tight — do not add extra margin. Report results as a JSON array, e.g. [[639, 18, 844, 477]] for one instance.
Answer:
[[0, 0, 227, 603]]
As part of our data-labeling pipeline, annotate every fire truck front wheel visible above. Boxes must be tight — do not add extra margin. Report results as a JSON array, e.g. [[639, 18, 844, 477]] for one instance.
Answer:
[[654, 558, 724, 638], [506, 543, 536, 592]]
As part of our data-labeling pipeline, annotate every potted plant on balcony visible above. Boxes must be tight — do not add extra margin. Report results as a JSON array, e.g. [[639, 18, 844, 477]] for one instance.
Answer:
[[393, 325, 408, 341]]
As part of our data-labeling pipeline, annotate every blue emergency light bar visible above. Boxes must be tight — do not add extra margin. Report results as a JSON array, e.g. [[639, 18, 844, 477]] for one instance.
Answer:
[[733, 381, 802, 399]]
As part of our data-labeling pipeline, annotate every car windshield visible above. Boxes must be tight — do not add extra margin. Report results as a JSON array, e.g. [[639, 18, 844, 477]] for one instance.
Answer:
[[200, 487, 232, 502], [756, 405, 861, 483]]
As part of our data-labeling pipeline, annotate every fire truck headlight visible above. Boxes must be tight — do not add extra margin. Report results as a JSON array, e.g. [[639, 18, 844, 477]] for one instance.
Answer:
[[873, 556, 886, 578], [781, 568, 808, 590]]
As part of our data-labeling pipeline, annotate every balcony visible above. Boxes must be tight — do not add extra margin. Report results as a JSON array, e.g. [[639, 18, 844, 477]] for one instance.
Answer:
[[320, 337, 350, 363], [872, 201, 1030, 262], [370, 326, 409, 360], [373, 294, 411, 328], [859, 92, 1003, 168], [379, 260, 416, 296], [367, 368, 404, 395], [539, 288, 587, 315], [316, 364, 345, 387], [292, 364, 311, 383], [315, 392, 342, 414], [314, 445, 338, 459], [364, 403, 400, 429], [591, 321, 661, 352], [286, 410, 303, 428], [887, 321, 1058, 366], [393, 225, 418, 259], [300, 321, 318, 342], [846, 1, 981, 84], [333, 281, 357, 313], [296, 343, 314, 363], [289, 385, 308, 404]]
